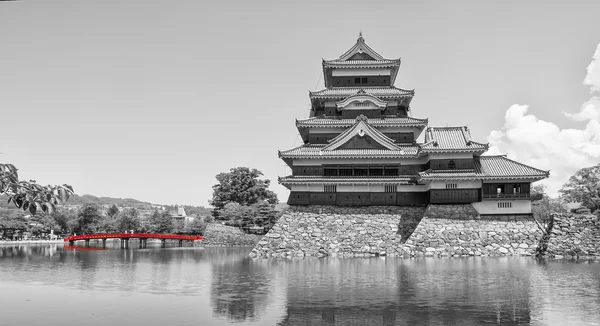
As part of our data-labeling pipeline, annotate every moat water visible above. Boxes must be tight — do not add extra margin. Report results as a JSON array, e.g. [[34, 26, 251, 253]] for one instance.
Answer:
[[1, 243, 599, 326]]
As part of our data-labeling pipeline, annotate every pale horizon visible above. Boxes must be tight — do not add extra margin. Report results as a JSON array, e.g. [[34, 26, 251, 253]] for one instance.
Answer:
[[2, 1, 600, 206]]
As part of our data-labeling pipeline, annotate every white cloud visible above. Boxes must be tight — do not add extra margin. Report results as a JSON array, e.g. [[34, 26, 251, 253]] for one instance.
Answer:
[[487, 43, 600, 198], [564, 96, 600, 121], [584, 43, 600, 92], [487, 104, 600, 197]]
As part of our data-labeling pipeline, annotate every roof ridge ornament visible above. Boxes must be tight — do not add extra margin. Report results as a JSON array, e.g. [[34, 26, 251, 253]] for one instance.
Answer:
[[358, 31, 364, 42], [356, 114, 368, 121]]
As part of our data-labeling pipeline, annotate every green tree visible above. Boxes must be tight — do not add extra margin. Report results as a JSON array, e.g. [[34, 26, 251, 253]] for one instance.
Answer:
[[210, 167, 278, 213], [77, 203, 102, 234], [148, 209, 174, 233], [559, 164, 600, 213], [185, 217, 207, 235], [218, 202, 258, 226], [1, 163, 73, 215], [116, 208, 141, 232], [532, 184, 567, 231], [107, 204, 120, 218]]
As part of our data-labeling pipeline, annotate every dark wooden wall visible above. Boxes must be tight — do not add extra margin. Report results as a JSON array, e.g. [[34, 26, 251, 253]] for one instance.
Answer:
[[427, 159, 473, 170], [429, 189, 480, 204], [288, 192, 429, 206], [292, 165, 426, 176]]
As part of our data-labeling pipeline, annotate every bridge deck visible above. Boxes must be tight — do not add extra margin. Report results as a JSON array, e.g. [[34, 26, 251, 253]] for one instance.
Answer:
[[64, 233, 202, 242]]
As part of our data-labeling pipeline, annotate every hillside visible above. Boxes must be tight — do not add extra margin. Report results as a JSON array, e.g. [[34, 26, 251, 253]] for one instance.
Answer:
[[0, 194, 212, 216]]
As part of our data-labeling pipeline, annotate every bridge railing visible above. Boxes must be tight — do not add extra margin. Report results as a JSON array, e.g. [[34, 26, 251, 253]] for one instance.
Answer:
[[64, 233, 202, 242]]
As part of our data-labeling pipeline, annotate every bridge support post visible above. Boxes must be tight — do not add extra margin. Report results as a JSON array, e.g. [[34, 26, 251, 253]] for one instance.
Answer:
[[85, 239, 90, 247], [102, 239, 107, 248], [178, 240, 183, 247], [142, 238, 147, 248], [120, 239, 124, 249], [124, 238, 129, 248], [69, 240, 74, 246], [161, 239, 166, 248]]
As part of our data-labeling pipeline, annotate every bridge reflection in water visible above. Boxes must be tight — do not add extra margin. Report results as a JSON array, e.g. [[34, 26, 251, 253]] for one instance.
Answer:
[[63, 233, 202, 249]]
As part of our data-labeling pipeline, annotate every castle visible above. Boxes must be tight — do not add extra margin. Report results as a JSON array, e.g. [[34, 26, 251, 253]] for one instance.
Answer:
[[278, 34, 548, 216]]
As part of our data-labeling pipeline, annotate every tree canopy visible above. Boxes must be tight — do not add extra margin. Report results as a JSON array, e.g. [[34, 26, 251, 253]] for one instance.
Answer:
[[210, 167, 278, 210], [1, 163, 73, 215], [559, 163, 600, 213]]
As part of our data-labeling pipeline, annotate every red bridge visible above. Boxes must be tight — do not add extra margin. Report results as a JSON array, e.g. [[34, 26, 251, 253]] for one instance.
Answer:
[[64, 233, 202, 248]]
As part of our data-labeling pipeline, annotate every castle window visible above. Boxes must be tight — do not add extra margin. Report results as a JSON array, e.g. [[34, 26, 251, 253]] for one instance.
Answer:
[[324, 185, 337, 193], [445, 183, 457, 189], [514, 185, 521, 194], [339, 167, 353, 176], [385, 185, 397, 193], [354, 78, 361, 84], [498, 202, 512, 208], [384, 167, 398, 176], [448, 160, 456, 169], [354, 167, 368, 176], [361, 77, 368, 84], [324, 167, 338, 176]]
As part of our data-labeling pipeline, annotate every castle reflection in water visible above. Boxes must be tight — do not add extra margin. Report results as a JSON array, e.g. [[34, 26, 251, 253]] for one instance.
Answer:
[[2, 245, 599, 325]]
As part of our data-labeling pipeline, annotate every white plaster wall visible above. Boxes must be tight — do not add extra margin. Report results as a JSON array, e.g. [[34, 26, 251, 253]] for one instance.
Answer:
[[430, 180, 482, 189], [293, 157, 429, 166], [290, 184, 324, 192], [428, 152, 473, 159], [472, 200, 532, 215], [337, 184, 384, 192], [332, 68, 391, 76]]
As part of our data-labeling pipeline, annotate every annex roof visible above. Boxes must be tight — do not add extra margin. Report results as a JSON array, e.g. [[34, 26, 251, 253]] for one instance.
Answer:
[[310, 87, 414, 100], [322, 115, 400, 151], [296, 116, 428, 128], [418, 155, 549, 181], [421, 126, 488, 153]]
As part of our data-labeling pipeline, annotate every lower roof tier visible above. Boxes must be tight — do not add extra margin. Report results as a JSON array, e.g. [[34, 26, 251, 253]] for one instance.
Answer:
[[279, 155, 549, 187]]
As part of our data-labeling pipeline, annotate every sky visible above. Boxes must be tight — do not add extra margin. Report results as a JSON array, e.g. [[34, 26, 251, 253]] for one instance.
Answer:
[[1, 0, 600, 206]]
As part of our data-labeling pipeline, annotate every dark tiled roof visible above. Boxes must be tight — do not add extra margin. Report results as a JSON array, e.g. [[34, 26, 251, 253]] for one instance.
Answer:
[[309, 87, 414, 99], [279, 144, 421, 159], [296, 116, 428, 128], [422, 126, 488, 153], [322, 59, 400, 68], [418, 156, 549, 180], [279, 175, 413, 185], [323, 116, 399, 151], [476, 155, 549, 179]]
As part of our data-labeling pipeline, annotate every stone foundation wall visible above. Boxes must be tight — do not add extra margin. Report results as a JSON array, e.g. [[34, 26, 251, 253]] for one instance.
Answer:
[[538, 213, 600, 259], [250, 205, 543, 258], [406, 214, 542, 257], [201, 223, 261, 246], [423, 204, 480, 220]]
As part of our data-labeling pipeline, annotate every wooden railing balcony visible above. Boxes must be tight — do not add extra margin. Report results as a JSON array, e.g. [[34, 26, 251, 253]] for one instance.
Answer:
[[482, 193, 542, 200]]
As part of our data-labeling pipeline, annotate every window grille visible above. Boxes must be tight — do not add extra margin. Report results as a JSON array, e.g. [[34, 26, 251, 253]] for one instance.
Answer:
[[445, 183, 458, 189], [498, 202, 512, 208], [448, 160, 456, 169], [324, 185, 337, 193], [385, 185, 397, 193], [353, 102, 370, 107], [324, 168, 338, 176]]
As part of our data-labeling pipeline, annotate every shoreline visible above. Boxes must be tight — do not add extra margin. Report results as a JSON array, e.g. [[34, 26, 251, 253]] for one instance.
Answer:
[[0, 240, 65, 245]]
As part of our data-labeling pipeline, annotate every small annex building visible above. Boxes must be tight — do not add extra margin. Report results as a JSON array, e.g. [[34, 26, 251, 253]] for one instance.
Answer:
[[278, 33, 549, 216]]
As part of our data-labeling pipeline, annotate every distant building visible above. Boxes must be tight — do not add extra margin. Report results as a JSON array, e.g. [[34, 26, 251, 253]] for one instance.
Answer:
[[278, 33, 549, 215]]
